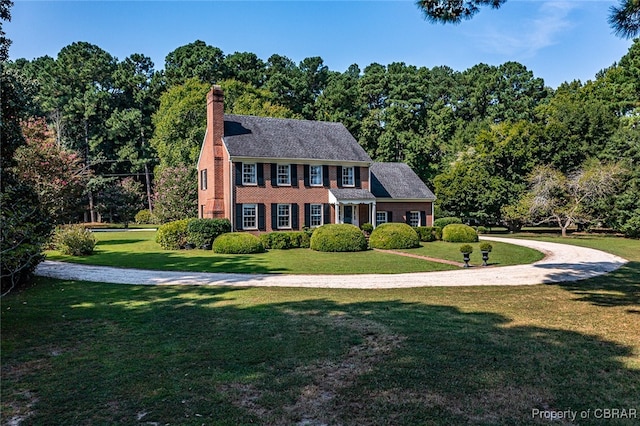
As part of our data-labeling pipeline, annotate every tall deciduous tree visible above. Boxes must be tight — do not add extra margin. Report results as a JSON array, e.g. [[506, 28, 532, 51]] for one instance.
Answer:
[[14, 118, 91, 223], [150, 78, 209, 168], [1, 42, 52, 294], [527, 162, 625, 237], [95, 177, 144, 227]]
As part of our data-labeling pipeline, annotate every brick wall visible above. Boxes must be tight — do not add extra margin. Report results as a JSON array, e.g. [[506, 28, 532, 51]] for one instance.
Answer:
[[376, 201, 433, 227], [234, 163, 368, 232]]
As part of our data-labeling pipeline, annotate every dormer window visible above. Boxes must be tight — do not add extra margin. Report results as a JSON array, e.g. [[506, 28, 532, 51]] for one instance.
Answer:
[[342, 166, 355, 187], [277, 164, 291, 185]]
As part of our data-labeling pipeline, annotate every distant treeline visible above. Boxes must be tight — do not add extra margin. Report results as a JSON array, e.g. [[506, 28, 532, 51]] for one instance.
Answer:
[[7, 39, 640, 230]]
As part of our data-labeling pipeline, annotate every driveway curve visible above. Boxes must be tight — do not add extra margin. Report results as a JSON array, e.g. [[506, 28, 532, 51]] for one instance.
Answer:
[[35, 237, 627, 289]]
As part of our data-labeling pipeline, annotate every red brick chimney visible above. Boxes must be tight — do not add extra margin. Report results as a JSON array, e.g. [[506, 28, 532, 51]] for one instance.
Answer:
[[198, 85, 226, 218], [207, 85, 224, 150]]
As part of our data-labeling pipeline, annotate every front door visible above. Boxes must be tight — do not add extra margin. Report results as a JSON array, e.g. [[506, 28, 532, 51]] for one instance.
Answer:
[[343, 205, 353, 224]]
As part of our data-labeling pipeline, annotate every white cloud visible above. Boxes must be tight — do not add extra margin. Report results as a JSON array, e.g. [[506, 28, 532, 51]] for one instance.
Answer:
[[474, 1, 578, 58]]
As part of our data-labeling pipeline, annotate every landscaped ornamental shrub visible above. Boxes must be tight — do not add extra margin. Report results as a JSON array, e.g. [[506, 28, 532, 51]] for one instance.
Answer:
[[187, 218, 231, 249], [135, 209, 154, 225], [260, 231, 311, 250], [213, 233, 265, 254], [415, 226, 438, 242], [310, 224, 368, 252], [369, 223, 420, 249], [156, 219, 190, 250], [442, 224, 479, 243], [54, 225, 96, 256], [433, 217, 462, 228]]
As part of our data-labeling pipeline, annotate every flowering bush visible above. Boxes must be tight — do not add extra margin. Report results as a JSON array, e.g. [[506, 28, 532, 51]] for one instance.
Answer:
[[153, 166, 197, 223]]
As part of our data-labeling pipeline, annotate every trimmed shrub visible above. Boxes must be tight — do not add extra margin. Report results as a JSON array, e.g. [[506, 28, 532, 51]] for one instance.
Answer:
[[259, 233, 272, 249], [369, 223, 420, 249], [187, 218, 231, 249], [479, 242, 493, 252], [476, 226, 488, 234], [54, 225, 96, 256], [442, 224, 479, 243], [415, 226, 438, 242], [260, 231, 311, 249], [360, 222, 374, 234], [213, 233, 265, 254], [459, 244, 474, 254], [310, 224, 368, 252], [433, 217, 462, 228], [135, 209, 153, 224], [290, 231, 311, 249], [270, 232, 292, 249], [156, 219, 190, 250], [434, 226, 443, 241]]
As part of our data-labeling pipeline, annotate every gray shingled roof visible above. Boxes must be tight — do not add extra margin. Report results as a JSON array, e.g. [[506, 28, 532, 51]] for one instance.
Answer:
[[371, 162, 436, 200], [223, 114, 372, 162], [329, 189, 377, 201]]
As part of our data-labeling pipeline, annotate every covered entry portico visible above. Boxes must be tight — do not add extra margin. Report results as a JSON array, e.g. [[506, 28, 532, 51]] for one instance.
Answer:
[[328, 189, 376, 227]]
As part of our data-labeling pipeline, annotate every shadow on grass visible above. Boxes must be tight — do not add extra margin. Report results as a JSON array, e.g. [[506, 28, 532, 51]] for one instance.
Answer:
[[2, 280, 639, 425], [49, 250, 288, 274], [544, 261, 640, 311]]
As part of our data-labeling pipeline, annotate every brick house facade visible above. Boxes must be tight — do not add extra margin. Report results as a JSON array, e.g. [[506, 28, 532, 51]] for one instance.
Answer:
[[197, 85, 435, 233]]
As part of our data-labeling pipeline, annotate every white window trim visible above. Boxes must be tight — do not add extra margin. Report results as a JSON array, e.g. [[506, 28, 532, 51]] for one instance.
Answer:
[[342, 166, 355, 187], [277, 164, 291, 186], [376, 211, 388, 227], [309, 165, 323, 187], [243, 204, 258, 230], [242, 163, 257, 185], [310, 203, 323, 227], [277, 203, 291, 229], [200, 169, 208, 190], [409, 211, 421, 227]]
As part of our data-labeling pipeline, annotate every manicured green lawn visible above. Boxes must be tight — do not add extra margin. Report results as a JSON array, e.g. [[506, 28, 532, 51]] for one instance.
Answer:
[[3, 235, 637, 424], [45, 231, 543, 274], [400, 240, 545, 266]]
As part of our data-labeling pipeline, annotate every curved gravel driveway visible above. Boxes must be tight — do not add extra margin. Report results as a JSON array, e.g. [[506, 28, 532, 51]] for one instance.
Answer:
[[35, 237, 627, 289]]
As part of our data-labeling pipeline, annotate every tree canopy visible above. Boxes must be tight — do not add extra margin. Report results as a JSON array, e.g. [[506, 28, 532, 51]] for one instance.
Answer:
[[416, 0, 640, 38], [4, 35, 640, 238]]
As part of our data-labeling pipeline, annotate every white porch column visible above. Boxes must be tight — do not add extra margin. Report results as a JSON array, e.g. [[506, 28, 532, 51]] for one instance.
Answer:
[[335, 203, 340, 224], [372, 202, 377, 228]]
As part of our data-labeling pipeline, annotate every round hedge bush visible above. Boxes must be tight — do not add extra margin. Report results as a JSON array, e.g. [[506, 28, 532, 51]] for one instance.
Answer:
[[310, 224, 368, 252], [433, 216, 462, 228], [369, 223, 420, 249], [442, 224, 479, 243], [213, 232, 265, 254], [156, 219, 190, 250]]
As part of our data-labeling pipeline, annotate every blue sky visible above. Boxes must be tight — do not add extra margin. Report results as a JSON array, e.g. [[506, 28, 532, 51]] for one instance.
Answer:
[[7, 0, 634, 88]]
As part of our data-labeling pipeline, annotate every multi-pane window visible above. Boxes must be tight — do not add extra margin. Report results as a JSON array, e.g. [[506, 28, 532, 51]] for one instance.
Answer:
[[277, 204, 291, 229], [376, 211, 388, 227], [408, 211, 420, 227], [310, 204, 323, 227], [243, 204, 257, 229], [342, 166, 355, 187], [310, 165, 322, 186], [277, 164, 291, 185], [242, 163, 257, 185], [200, 169, 207, 190]]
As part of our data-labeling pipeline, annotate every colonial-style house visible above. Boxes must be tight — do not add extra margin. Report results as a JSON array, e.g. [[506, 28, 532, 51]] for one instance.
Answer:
[[197, 85, 435, 233]]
